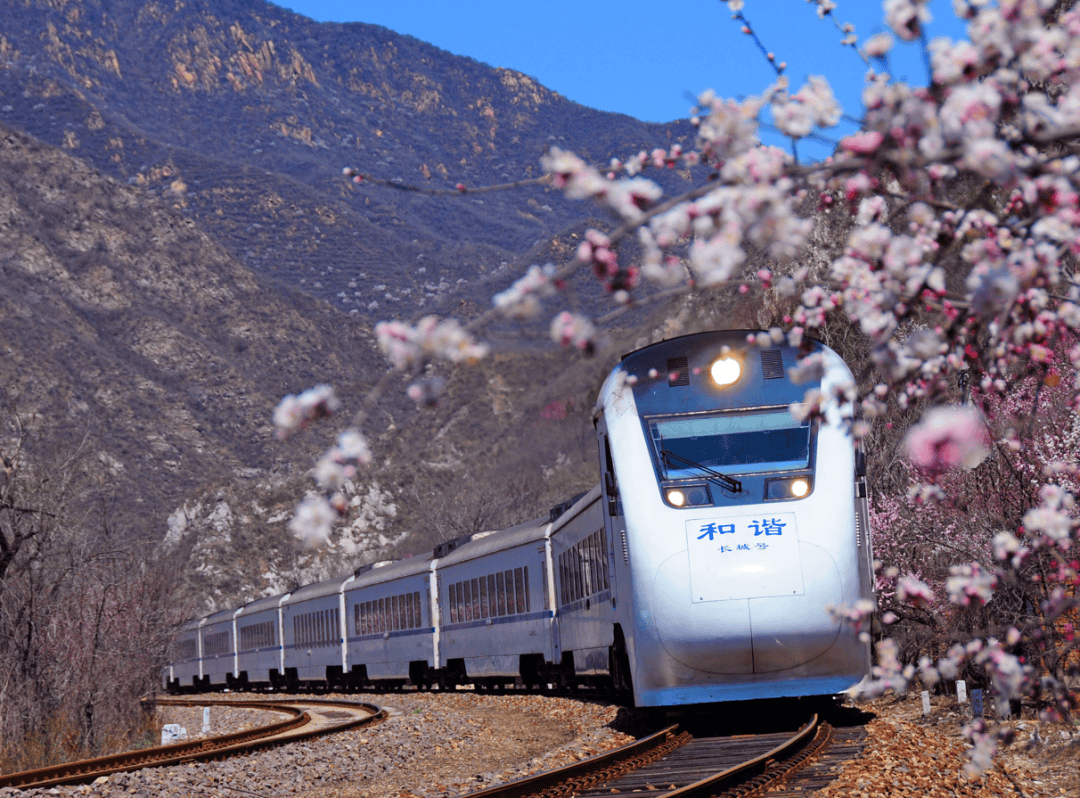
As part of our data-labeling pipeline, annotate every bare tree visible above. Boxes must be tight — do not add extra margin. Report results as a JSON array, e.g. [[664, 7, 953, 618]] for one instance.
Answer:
[[0, 395, 187, 772]]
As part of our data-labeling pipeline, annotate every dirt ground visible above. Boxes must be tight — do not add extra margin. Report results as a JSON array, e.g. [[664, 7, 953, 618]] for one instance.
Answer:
[[829, 693, 1080, 798]]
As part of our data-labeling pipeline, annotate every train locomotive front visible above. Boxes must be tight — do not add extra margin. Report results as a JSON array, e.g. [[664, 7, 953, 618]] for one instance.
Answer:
[[595, 331, 873, 707]]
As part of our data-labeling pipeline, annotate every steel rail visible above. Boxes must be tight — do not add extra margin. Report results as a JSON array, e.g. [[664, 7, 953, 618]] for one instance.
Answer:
[[456, 724, 690, 798], [663, 714, 831, 798], [456, 714, 831, 798], [0, 697, 385, 791]]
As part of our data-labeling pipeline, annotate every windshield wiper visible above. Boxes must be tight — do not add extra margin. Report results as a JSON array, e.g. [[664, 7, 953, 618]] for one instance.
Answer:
[[660, 449, 742, 494]]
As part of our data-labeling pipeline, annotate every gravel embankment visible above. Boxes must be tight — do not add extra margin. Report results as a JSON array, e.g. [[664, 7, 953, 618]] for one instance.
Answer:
[[2, 692, 643, 798], [1, 691, 1071, 798]]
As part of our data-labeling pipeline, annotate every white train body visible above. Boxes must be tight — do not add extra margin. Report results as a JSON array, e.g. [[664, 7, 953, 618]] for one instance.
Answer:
[[594, 331, 873, 705], [164, 331, 873, 707], [234, 592, 290, 689], [344, 556, 437, 686]]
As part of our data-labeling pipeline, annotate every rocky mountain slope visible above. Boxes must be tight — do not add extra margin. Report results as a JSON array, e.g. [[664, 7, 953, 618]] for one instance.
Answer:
[[0, 0, 707, 610], [0, 0, 694, 315]]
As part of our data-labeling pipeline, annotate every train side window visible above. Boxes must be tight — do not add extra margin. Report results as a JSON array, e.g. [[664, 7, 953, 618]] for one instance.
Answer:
[[487, 575, 497, 618], [588, 535, 598, 596], [523, 566, 530, 612], [455, 582, 463, 623], [514, 568, 525, 613], [334, 608, 340, 643], [496, 572, 506, 615], [463, 580, 472, 621], [479, 577, 489, 619], [398, 594, 407, 630], [599, 528, 610, 590]]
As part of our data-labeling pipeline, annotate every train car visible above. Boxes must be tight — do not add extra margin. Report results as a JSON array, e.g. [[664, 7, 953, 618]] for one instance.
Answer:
[[593, 330, 874, 707], [163, 618, 203, 692], [234, 591, 291, 690], [198, 608, 240, 689], [344, 556, 438, 689], [548, 486, 620, 689], [280, 575, 351, 690], [435, 520, 556, 689]]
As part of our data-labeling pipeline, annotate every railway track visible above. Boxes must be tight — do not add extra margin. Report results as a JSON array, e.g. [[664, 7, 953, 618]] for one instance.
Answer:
[[458, 712, 864, 798], [0, 696, 385, 792]]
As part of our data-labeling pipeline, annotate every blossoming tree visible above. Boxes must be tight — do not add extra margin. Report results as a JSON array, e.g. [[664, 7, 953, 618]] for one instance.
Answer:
[[275, 0, 1080, 772]]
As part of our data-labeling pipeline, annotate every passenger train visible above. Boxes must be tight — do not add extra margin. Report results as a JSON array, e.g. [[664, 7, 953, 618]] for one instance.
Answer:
[[164, 330, 874, 707]]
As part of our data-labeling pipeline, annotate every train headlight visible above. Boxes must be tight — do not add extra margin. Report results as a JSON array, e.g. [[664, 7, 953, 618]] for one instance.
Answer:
[[765, 476, 813, 501], [665, 485, 711, 508], [710, 356, 741, 387]]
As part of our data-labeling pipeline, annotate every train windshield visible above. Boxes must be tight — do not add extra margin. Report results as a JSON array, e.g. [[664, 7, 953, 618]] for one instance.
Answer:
[[649, 409, 811, 478]]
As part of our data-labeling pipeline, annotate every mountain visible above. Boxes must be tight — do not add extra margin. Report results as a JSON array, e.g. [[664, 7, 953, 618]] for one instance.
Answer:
[[0, 0, 694, 315], [0, 0, 705, 609]]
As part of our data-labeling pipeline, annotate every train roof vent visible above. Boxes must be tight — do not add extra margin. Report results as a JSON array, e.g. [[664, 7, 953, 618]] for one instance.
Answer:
[[760, 348, 785, 379], [667, 356, 690, 387], [433, 533, 474, 559], [549, 491, 589, 523], [353, 560, 393, 577]]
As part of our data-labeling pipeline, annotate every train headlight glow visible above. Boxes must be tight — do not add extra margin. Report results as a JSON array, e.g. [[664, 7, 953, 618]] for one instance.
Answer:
[[765, 476, 814, 501], [664, 485, 710, 508], [710, 356, 741, 387]]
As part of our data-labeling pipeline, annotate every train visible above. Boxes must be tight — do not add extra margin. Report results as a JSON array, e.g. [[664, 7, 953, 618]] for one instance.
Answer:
[[164, 330, 875, 707]]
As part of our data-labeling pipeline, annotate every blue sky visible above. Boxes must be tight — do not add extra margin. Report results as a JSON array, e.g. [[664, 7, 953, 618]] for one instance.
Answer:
[[274, 0, 968, 159]]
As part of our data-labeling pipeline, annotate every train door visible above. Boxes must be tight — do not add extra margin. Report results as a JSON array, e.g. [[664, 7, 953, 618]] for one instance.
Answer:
[[595, 417, 625, 590], [595, 415, 632, 695]]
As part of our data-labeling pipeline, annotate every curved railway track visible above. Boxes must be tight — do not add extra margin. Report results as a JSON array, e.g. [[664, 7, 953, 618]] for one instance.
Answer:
[[0, 696, 385, 792], [459, 712, 865, 798]]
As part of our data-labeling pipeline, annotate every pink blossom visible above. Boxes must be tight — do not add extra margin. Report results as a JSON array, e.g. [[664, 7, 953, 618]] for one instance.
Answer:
[[897, 575, 936, 607], [904, 405, 990, 475], [885, 0, 932, 41], [863, 33, 895, 58], [273, 384, 341, 439], [289, 495, 336, 548], [840, 130, 885, 155]]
